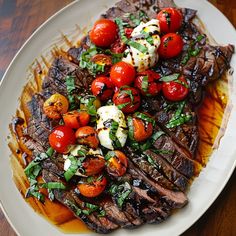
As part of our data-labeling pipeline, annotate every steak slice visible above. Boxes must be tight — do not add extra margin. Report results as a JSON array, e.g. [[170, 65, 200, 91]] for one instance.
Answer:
[[127, 161, 188, 209], [42, 169, 118, 233], [144, 150, 189, 192]]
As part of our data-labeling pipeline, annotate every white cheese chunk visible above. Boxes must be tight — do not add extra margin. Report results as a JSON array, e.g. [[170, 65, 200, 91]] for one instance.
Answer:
[[122, 19, 161, 72], [97, 105, 128, 150]]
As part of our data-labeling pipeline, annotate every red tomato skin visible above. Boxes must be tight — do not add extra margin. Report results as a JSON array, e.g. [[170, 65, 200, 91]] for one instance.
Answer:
[[113, 87, 141, 113], [157, 8, 183, 33], [124, 28, 133, 38], [133, 118, 153, 142], [134, 70, 162, 96], [63, 111, 90, 129], [110, 39, 126, 54], [162, 76, 189, 101], [91, 76, 114, 101], [90, 19, 118, 47], [158, 33, 183, 59], [110, 62, 136, 88], [49, 125, 76, 153]]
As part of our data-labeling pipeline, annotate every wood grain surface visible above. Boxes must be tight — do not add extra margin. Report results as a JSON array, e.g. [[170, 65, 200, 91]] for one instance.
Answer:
[[0, 0, 235, 235]]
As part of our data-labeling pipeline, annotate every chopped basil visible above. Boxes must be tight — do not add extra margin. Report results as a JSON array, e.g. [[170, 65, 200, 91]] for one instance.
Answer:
[[104, 49, 124, 64], [80, 95, 97, 116], [166, 114, 192, 128], [25, 185, 45, 202], [169, 101, 186, 123], [141, 30, 154, 45], [146, 154, 155, 166], [129, 10, 148, 26], [109, 120, 122, 149], [120, 88, 134, 102], [64, 155, 80, 181], [46, 147, 54, 157], [79, 45, 105, 75], [159, 73, 180, 82], [105, 151, 116, 161], [141, 75, 149, 92], [127, 116, 134, 141], [65, 76, 78, 110], [133, 112, 156, 126], [40, 182, 66, 190], [127, 40, 148, 53], [151, 149, 174, 155], [109, 182, 132, 209], [117, 102, 129, 110]]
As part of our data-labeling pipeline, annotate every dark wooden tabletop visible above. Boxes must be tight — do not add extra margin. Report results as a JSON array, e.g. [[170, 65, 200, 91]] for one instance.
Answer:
[[0, 0, 235, 235]]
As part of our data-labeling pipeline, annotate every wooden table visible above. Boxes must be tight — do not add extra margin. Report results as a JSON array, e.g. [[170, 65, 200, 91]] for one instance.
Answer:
[[0, 0, 235, 235]]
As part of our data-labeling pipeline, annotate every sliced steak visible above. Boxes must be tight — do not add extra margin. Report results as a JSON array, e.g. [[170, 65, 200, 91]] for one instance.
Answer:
[[127, 161, 188, 209], [42, 169, 118, 233], [144, 150, 189, 192]]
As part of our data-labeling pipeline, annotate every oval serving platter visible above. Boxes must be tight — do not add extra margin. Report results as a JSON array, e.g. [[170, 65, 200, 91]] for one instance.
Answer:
[[0, 0, 236, 236]]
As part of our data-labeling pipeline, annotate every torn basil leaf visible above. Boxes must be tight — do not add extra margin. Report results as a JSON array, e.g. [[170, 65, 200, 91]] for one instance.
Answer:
[[159, 73, 180, 82]]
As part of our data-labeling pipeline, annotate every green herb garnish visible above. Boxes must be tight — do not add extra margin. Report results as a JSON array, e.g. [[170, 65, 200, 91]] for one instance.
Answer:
[[160, 73, 180, 82]]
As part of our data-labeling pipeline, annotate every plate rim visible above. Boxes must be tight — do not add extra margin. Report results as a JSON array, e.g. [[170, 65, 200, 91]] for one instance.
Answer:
[[0, 0, 235, 235]]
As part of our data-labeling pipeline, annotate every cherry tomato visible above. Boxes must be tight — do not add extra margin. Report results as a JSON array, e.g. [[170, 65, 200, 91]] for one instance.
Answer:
[[75, 126, 99, 149], [77, 175, 107, 198], [83, 155, 105, 176], [162, 75, 189, 101], [113, 87, 141, 113], [91, 54, 112, 66], [43, 93, 69, 119], [124, 28, 133, 38], [91, 76, 114, 101], [49, 125, 76, 153], [110, 61, 136, 88], [90, 19, 118, 47], [157, 8, 183, 33], [106, 150, 128, 177], [111, 39, 126, 54], [158, 33, 183, 59], [63, 110, 90, 129], [134, 70, 162, 96]]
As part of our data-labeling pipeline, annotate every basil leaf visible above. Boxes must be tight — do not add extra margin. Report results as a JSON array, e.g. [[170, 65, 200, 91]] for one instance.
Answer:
[[127, 116, 134, 140], [46, 147, 54, 157], [105, 151, 116, 161], [109, 120, 122, 149], [65, 76, 76, 94], [65, 200, 82, 216], [166, 114, 192, 128], [146, 155, 155, 166], [120, 89, 134, 102], [64, 155, 79, 181], [25, 185, 45, 202], [40, 182, 66, 190], [127, 40, 148, 53], [117, 102, 129, 110], [159, 73, 180, 82], [80, 95, 97, 116], [169, 101, 186, 123], [151, 149, 174, 155], [141, 75, 149, 92], [134, 112, 156, 126]]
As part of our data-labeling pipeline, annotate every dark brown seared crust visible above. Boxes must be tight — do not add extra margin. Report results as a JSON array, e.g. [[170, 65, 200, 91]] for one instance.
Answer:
[[20, 0, 235, 234]]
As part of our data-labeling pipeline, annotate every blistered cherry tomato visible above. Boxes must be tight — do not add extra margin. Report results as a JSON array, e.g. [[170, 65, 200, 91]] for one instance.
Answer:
[[113, 87, 141, 113], [91, 76, 114, 101], [158, 33, 183, 59], [49, 125, 76, 153], [43, 93, 69, 119], [110, 61, 136, 88], [162, 75, 189, 101], [129, 113, 154, 142], [111, 39, 126, 54], [90, 19, 118, 47], [134, 70, 162, 96], [106, 150, 128, 177], [77, 175, 107, 198], [75, 126, 99, 149], [63, 110, 90, 129], [157, 8, 183, 33], [83, 155, 105, 176]]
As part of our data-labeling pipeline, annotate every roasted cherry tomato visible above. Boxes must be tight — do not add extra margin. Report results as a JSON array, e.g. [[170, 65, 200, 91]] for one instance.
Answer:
[[63, 110, 90, 129], [157, 8, 183, 33], [113, 86, 141, 113], [83, 155, 105, 176], [134, 70, 162, 96], [124, 28, 133, 38], [91, 54, 112, 66], [43, 93, 69, 119], [110, 61, 136, 88], [158, 33, 183, 59], [106, 150, 128, 177], [77, 175, 107, 198], [91, 76, 114, 101], [128, 113, 154, 142], [49, 125, 76, 153], [75, 126, 99, 149], [111, 39, 126, 54], [162, 75, 189, 101], [90, 19, 118, 47]]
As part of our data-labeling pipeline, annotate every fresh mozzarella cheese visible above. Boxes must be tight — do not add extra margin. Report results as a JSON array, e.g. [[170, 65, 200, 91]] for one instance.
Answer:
[[122, 19, 161, 72], [97, 105, 128, 150]]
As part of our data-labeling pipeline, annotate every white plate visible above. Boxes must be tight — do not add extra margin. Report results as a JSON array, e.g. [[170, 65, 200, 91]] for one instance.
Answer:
[[0, 0, 235, 235]]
